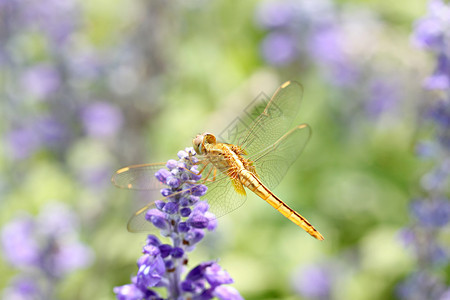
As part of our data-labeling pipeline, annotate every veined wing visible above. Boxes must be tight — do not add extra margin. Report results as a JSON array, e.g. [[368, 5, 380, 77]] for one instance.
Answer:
[[249, 124, 311, 190], [221, 81, 303, 156], [112, 163, 167, 190], [120, 155, 240, 231]]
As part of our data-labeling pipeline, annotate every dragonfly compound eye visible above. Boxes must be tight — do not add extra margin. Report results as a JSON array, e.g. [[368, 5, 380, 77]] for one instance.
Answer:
[[192, 135, 204, 154]]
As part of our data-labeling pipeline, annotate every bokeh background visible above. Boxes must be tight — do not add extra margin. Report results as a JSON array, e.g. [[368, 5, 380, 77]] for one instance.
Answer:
[[1, 0, 448, 299]]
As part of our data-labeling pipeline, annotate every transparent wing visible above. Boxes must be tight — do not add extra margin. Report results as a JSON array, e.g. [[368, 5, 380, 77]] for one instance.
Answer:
[[219, 81, 303, 156], [125, 158, 242, 232], [112, 163, 168, 190], [127, 202, 158, 232], [250, 124, 311, 190], [204, 175, 247, 218]]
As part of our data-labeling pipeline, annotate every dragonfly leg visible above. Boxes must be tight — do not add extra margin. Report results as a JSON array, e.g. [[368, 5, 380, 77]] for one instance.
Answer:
[[201, 166, 217, 183]]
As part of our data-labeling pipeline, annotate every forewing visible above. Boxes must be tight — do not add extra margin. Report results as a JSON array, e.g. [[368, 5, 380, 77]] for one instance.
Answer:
[[112, 163, 167, 190], [223, 81, 303, 156], [127, 202, 158, 232], [250, 124, 311, 190]]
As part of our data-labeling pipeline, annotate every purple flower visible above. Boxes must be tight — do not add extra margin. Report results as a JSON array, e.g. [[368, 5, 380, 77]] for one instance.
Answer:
[[21, 64, 61, 100], [424, 54, 450, 90], [1, 203, 93, 299], [114, 148, 241, 299], [80, 101, 123, 138], [1, 216, 40, 268], [413, 0, 450, 51], [366, 79, 399, 117], [255, 1, 295, 28], [410, 198, 450, 227], [1, 276, 42, 300], [261, 32, 298, 66], [397, 271, 448, 300], [310, 26, 359, 85], [213, 285, 244, 300], [5, 126, 40, 160], [136, 253, 165, 288], [113, 284, 146, 300], [292, 265, 332, 300]]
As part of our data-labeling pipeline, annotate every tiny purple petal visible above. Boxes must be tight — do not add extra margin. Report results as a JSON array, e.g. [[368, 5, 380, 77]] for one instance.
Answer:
[[205, 263, 234, 286], [181, 280, 195, 292], [142, 245, 160, 256], [186, 261, 214, 281], [113, 284, 146, 300], [161, 188, 172, 197], [194, 201, 210, 214], [166, 176, 181, 188], [166, 159, 178, 170], [158, 244, 172, 258], [177, 150, 188, 159], [155, 200, 165, 210], [184, 229, 205, 246], [213, 285, 244, 300], [188, 215, 209, 229], [178, 222, 190, 233], [180, 207, 192, 217], [155, 169, 171, 183], [146, 209, 168, 230], [171, 247, 184, 258], [146, 235, 161, 246], [163, 202, 179, 215], [192, 185, 208, 197]]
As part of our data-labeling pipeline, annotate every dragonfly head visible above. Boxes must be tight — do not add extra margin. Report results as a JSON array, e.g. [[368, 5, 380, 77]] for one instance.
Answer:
[[192, 132, 216, 155]]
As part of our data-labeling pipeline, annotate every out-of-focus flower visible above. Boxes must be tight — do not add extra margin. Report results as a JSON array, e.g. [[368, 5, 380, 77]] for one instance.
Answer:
[[1, 203, 93, 299], [4, 126, 41, 160], [261, 32, 298, 66], [292, 264, 332, 300], [396, 271, 448, 300], [410, 198, 450, 228], [21, 64, 61, 100], [114, 148, 241, 300], [1, 276, 43, 300], [80, 102, 124, 138], [398, 0, 450, 298], [1, 203, 93, 278]]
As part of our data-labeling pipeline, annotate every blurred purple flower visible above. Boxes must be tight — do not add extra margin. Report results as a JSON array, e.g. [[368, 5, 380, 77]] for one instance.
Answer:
[[5, 126, 40, 160], [1, 276, 43, 300], [1, 216, 40, 268], [413, 0, 450, 51], [310, 26, 359, 86], [20, 0, 80, 44], [255, 1, 295, 28], [21, 64, 61, 100], [81, 101, 123, 138], [1, 203, 93, 278], [35, 116, 68, 149], [366, 79, 399, 117], [261, 32, 298, 66], [397, 271, 448, 300], [293, 264, 332, 300], [424, 54, 450, 90], [213, 285, 244, 300], [410, 198, 450, 228]]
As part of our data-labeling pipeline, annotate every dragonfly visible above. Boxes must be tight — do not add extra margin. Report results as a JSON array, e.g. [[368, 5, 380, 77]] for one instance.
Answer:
[[112, 81, 324, 240]]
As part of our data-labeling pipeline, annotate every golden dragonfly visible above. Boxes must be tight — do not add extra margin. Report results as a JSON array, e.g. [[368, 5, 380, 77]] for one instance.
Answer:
[[112, 81, 324, 240]]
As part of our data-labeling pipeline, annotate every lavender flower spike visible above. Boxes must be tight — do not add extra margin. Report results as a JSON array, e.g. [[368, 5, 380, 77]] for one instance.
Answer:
[[114, 147, 242, 300]]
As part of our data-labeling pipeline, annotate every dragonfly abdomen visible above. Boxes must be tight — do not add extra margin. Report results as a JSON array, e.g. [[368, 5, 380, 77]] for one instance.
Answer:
[[239, 169, 324, 240]]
